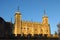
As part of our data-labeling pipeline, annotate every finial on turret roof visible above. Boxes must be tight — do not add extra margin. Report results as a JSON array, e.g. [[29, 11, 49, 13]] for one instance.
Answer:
[[44, 9, 46, 16], [11, 17, 12, 23], [17, 6, 20, 12], [15, 6, 22, 15], [42, 9, 48, 18]]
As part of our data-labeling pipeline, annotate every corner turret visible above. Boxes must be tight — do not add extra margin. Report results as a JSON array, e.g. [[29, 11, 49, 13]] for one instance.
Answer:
[[42, 9, 48, 24], [14, 6, 22, 36]]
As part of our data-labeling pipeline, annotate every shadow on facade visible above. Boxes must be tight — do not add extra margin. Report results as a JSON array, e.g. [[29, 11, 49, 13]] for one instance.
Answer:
[[0, 17, 13, 38], [5, 34, 58, 40]]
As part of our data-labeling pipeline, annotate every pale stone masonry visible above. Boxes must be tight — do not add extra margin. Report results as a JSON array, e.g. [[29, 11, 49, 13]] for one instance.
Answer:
[[13, 9, 51, 37]]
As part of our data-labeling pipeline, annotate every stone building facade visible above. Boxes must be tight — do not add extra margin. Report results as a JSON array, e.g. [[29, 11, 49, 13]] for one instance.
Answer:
[[13, 10, 51, 37]]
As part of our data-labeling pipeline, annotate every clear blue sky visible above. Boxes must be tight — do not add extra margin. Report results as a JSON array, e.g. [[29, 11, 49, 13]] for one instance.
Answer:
[[0, 0, 60, 34]]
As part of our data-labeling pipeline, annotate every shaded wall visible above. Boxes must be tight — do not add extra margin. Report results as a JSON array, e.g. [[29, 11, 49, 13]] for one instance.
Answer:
[[0, 17, 13, 37]]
